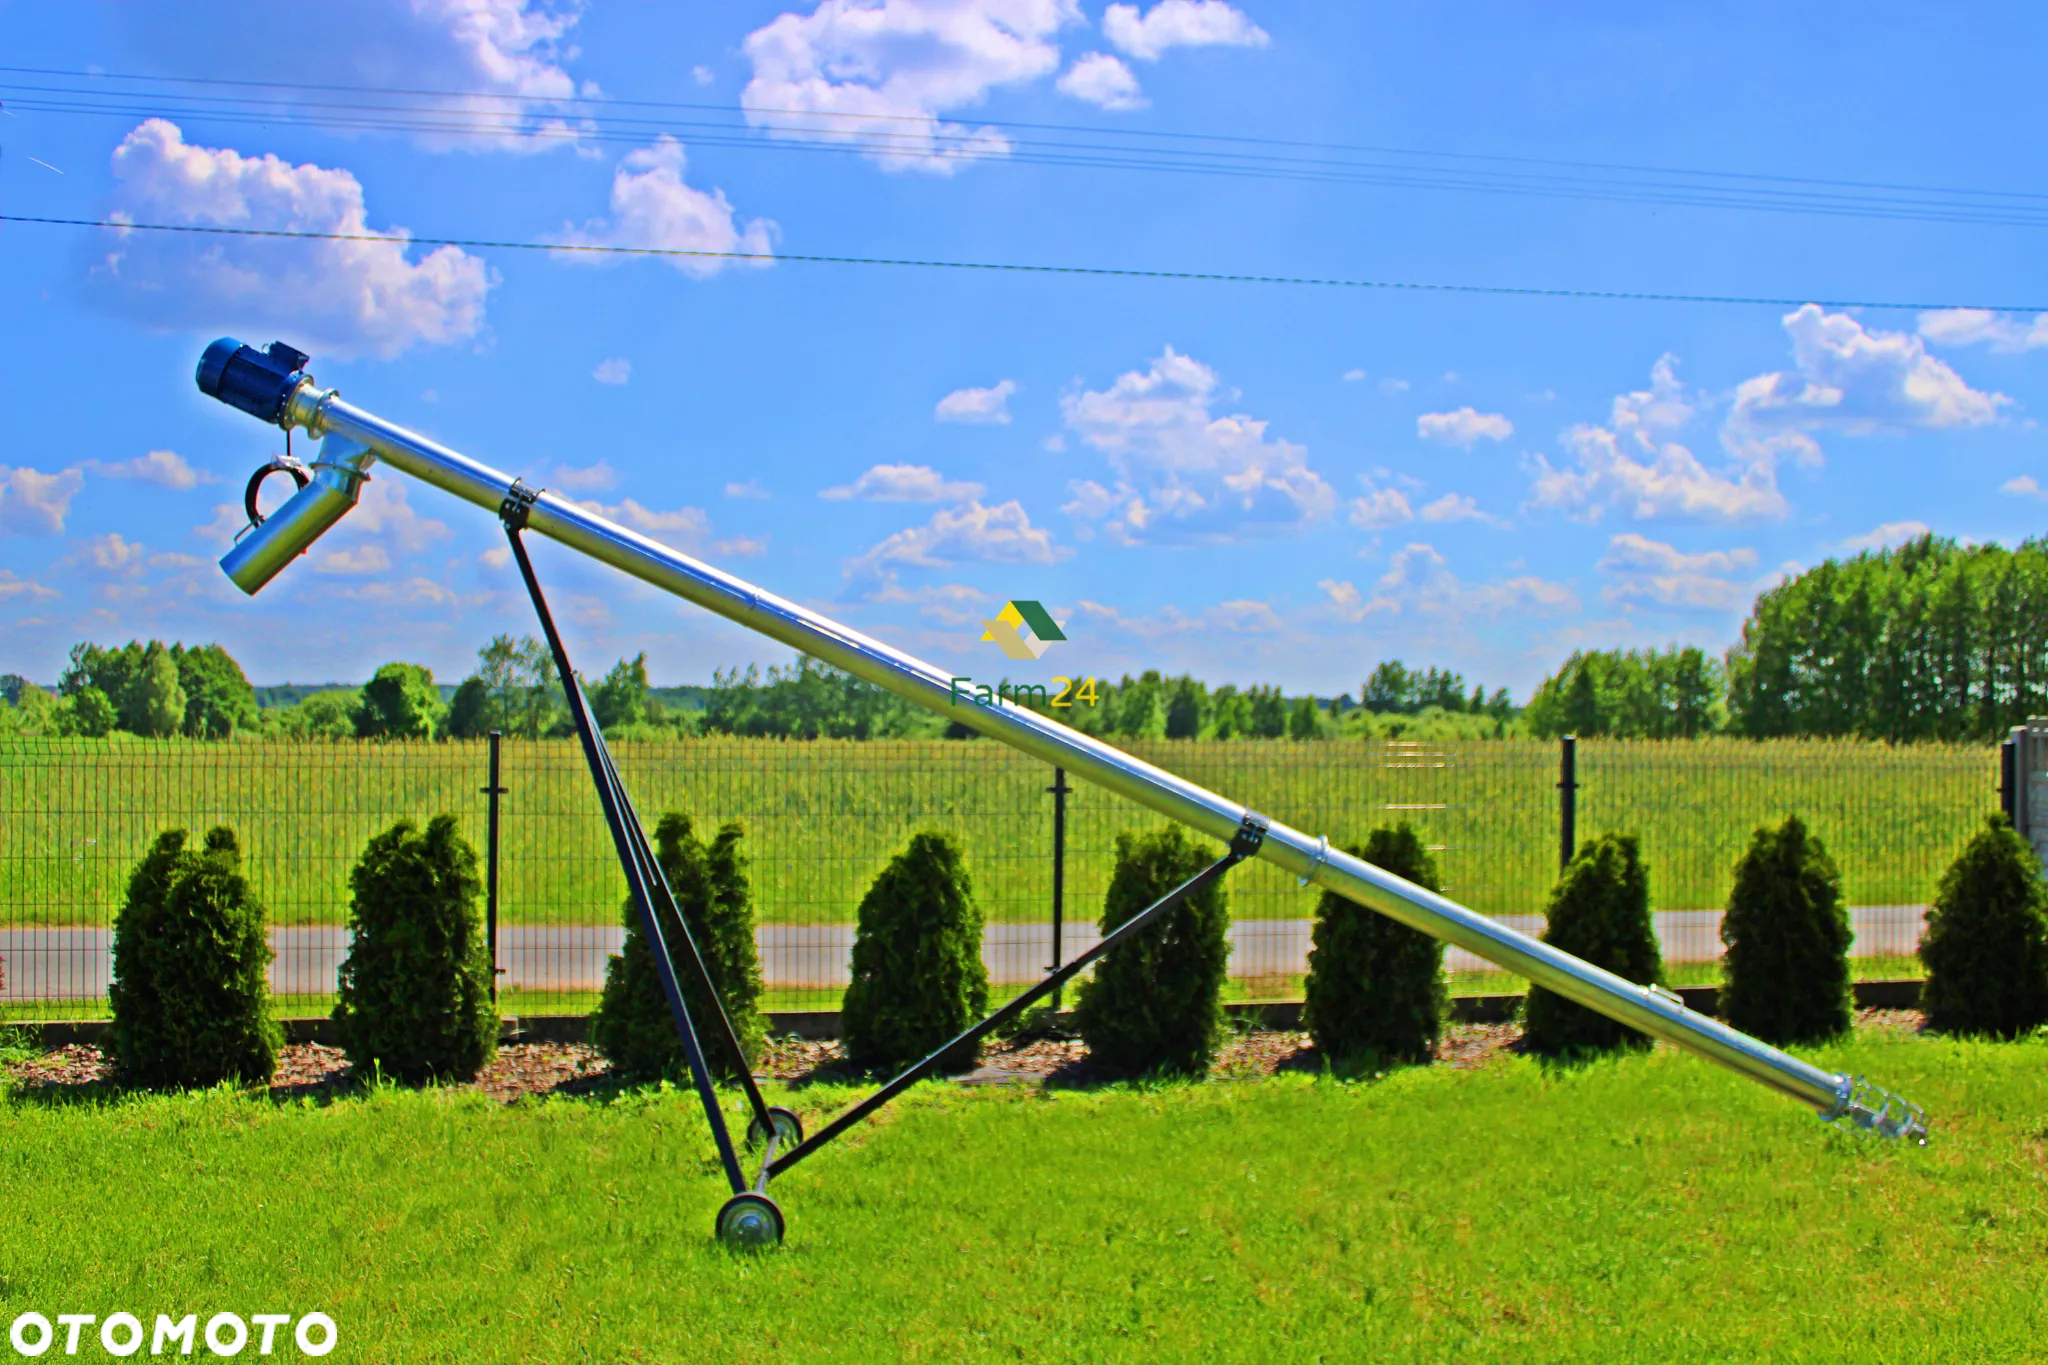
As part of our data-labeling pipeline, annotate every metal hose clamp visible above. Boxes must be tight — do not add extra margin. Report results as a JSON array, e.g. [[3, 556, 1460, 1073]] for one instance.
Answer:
[[499, 479, 541, 530], [1298, 834, 1330, 887]]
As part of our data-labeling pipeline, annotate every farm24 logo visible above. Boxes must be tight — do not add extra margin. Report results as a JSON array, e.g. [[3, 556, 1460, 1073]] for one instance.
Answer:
[[950, 600, 1100, 710], [979, 600, 1067, 659]]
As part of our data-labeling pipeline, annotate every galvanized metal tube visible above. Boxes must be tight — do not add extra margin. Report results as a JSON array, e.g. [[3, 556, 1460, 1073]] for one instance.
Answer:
[[278, 382, 1894, 1124]]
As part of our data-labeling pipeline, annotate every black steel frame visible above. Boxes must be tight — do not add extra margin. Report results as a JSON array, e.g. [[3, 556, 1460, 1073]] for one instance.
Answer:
[[767, 812, 1266, 1178], [502, 517, 777, 1196], [502, 507, 1267, 1208]]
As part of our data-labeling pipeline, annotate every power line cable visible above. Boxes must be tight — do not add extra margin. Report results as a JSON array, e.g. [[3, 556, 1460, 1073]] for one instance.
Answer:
[[6, 62, 2043, 205], [5, 67, 2047, 231], [3, 212, 2036, 313]]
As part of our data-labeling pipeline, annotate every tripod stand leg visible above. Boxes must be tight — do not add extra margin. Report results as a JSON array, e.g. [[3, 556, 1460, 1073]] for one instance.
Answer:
[[503, 522, 748, 1198]]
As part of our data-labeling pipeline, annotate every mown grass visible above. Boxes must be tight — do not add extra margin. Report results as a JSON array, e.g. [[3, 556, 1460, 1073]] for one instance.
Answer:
[[0, 1030, 2039, 1362]]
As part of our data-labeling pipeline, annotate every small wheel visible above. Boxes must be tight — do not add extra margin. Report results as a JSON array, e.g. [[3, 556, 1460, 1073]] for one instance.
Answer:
[[715, 1192, 785, 1249], [747, 1105, 804, 1150]]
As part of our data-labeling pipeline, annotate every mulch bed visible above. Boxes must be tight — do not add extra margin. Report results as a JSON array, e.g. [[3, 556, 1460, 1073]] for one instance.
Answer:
[[3, 1010, 1929, 1104]]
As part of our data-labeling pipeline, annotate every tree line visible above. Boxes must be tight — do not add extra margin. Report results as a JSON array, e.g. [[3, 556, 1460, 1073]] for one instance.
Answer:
[[20, 533, 2038, 746], [1520, 534, 2048, 742]]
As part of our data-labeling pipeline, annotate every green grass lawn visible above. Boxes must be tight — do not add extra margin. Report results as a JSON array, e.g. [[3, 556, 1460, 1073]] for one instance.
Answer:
[[2, 1029, 2039, 1362]]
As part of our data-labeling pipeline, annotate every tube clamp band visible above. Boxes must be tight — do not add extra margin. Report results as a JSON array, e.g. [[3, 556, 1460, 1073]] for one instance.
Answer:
[[499, 480, 540, 530], [1298, 834, 1330, 887], [1231, 813, 1269, 859]]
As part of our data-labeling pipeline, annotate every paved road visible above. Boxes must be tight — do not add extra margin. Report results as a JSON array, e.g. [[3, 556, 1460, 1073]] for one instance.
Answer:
[[0, 907, 1931, 1000]]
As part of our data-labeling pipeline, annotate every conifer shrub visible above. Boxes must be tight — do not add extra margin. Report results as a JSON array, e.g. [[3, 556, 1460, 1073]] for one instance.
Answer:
[[1919, 816, 2048, 1038], [332, 815, 498, 1083], [591, 813, 764, 1082], [1301, 825, 1447, 1068], [1719, 815, 1853, 1043], [1523, 833, 1662, 1056], [1074, 825, 1230, 1078], [840, 831, 988, 1076], [108, 826, 279, 1087]]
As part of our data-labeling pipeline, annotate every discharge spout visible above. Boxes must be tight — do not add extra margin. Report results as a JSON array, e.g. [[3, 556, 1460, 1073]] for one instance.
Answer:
[[197, 340, 1928, 1143]]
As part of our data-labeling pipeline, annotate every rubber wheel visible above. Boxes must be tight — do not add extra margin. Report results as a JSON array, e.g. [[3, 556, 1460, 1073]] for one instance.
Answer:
[[747, 1106, 804, 1150], [715, 1192, 785, 1249]]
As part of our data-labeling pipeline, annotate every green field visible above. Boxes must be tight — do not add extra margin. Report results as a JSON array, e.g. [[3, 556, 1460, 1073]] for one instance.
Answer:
[[0, 1027, 2037, 1362], [0, 734, 1996, 935]]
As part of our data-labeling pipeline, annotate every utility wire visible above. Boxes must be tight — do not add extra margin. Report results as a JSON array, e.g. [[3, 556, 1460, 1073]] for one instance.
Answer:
[[5, 67, 2047, 231], [3, 213, 2037, 313]]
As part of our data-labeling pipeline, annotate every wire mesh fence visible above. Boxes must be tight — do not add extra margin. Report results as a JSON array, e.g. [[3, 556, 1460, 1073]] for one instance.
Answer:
[[0, 734, 2000, 1017]]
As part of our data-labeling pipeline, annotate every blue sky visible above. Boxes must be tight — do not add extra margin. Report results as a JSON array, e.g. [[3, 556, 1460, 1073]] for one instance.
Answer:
[[3, 1, 2046, 696]]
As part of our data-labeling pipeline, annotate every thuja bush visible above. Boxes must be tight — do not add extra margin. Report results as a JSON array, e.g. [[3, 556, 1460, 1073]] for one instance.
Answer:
[[1919, 816, 2048, 1038], [108, 826, 279, 1088], [333, 815, 498, 1083], [841, 831, 988, 1076], [1074, 825, 1231, 1078], [1719, 815, 1853, 1044], [591, 813, 764, 1082], [1523, 832, 1662, 1056], [1301, 824, 1448, 1068]]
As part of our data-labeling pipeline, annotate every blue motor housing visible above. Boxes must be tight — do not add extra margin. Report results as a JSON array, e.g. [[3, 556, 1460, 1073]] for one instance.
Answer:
[[195, 338, 311, 425]]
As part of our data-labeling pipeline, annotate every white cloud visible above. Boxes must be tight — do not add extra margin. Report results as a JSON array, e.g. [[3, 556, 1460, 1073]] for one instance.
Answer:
[[315, 544, 393, 575], [1060, 345, 1334, 543], [1839, 520, 1932, 553], [1348, 482, 1413, 530], [0, 465, 85, 536], [1918, 309, 2048, 353], [193, 503, 246, 543], [592, 358, 632, 385], [1342, 368, 1366, 383], [1324, 542, 1575, 621], [726, 479, 771, 500], [91, 120, 491, 359], [868, 578, 991, 626], [1728, 305, 2006, 443], [1418, 492, 1506, 527], [342, 480, 452, 555], [1379, 377, 1410, 395], [547, 461, 616, 493], [846, 499, 1063, 581], [1532, 313, 2007, 528], [1598, 532, 1757, 610], [87, 449, 209, 491], [741, 0, 1081, 173], [116, 0, 590, 154], [935, 379, 1018, 424], [1103, 0, 1269, 61], [2002, 474, 2045, 498], [576, 498, 715, 551], [1068, 595, 1282, 639], [822, 463, 987, 502], [553, 138, 775, 276], [0, 570, 55, 602], [1417, 407, 1513, 447], [95, 120, 491, 360], [692, 65, 717, 86], [1529, 355, 1787, 523], [80, 532, 148, 573], [1057, 53, 1147, 109], [715, 536, 768, 557]]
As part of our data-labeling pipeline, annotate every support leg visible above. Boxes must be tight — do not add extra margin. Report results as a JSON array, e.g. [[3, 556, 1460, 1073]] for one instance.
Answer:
[[503, 522, 749, 1194]]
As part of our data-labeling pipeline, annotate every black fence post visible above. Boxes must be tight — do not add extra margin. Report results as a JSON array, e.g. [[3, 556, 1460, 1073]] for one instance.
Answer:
[[1047, 766, 1071, 1010], [1558, 734, 1578, 872], [2002, 734, 2018, 827], [482, 731, 507, 1005]]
